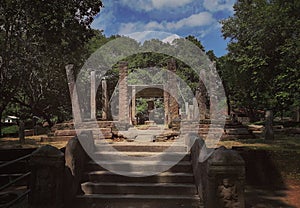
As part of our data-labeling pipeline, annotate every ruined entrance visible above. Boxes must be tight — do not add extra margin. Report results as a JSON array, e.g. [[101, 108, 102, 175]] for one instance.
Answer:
[[128, 85, 164, 125], [100, 60, 184, 128]]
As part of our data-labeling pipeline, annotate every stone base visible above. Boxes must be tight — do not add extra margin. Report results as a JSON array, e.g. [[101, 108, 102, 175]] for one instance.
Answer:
[[145, 120, 156, 126]]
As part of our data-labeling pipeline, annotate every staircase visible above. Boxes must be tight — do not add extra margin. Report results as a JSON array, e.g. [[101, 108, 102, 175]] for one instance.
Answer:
[[181, 119, 254, 140], [74, 141, 202, 208]]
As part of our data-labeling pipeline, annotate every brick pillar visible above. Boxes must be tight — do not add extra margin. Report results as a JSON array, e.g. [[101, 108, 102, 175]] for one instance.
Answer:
[[90, 70, 96, 120], [167, 59, 180, 126], [102, 78, 108, 120], [164, 87, 169, 125], [131, 86, 136, 125], [192, 97, 199, 120], [118, 62, 129, 123]]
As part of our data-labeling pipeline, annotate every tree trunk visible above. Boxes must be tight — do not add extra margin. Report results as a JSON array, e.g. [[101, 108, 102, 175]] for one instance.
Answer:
[[19, 120, 25, 144], [248, 108, 259, 123], [0, 111, 3, 137], [295, 106, 300, 122], [0, 107, 5, 137]]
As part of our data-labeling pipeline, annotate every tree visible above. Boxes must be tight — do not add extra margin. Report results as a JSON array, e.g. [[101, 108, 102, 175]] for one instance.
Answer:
[[0, 0, 103, 129], [185, 35, 205, 52], [221, 0, 300, 121]]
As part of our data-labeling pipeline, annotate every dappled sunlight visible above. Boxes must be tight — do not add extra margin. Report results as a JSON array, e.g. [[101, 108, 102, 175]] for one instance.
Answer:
[[0, 135, 67, 150]]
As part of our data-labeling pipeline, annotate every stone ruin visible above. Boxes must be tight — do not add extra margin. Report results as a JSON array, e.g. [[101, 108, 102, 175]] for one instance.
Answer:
[[30, 59, 249, 208], [43, 59, 254, 144]]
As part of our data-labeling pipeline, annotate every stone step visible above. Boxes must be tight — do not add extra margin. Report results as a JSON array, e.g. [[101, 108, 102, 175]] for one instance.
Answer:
[[81, 182, 197, 195], [93, 133, 113, 139], [51, 122, 74, 132], [181, 124, 224, 128], [87, 171, 194, 184], [54, 129, 77, 136], [76, 121, 116, 129], [181, 128, 224, 134], [225, 128, 251, 135], [92, 151, 191, 161], [86, 160, 192, 173], [94, 142, 187, 153], [52, 128, 113, 139], [135, 134, 155, 142], [40, 136, 73, 142], [75, 194, 202, 208]]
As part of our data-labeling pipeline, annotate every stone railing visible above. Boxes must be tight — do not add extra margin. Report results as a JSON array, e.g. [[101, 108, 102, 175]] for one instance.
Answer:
[[29, 131, 94, 208], [190, 134, 245, 208]]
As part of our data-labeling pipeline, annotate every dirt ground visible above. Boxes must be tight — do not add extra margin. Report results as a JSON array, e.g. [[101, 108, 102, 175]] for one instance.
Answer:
[[0, 135, 67, 150], [285, 179, 300, 208]]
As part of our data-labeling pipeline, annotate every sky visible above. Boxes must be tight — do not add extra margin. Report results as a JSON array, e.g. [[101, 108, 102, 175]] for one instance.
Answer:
[[91, 0, 236, 57]]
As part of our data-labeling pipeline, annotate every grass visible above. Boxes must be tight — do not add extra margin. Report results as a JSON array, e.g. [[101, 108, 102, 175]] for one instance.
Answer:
[[251, 120, 300, 128], [219, 134, 300, 180], [219, 135, 300, 152], [1, 125, 19, 135]]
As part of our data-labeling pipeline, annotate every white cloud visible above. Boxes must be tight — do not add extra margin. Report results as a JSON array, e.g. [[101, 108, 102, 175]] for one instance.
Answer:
[[203, 0, 235, 12], [119, 22, 140, 35], [166, 12, 214, 29], [120, 0, 193, 11], [198, 22, 221, 38], [120, 0, 153, 11], [145, 21, 165, 30], [91, 8, 116, 32], [119, 12, 216, 34], [151, 0, 193, 9]]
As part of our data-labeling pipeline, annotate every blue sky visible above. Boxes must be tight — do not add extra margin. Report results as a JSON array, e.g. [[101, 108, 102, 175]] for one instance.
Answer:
[[91, 0, 236, 57]]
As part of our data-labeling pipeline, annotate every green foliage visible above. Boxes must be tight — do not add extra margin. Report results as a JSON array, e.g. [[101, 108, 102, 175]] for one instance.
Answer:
[[221, 0, 300, 120], [0, 0, 103, 125], [136, 98, 148, 115], [1, 125, 18, 135], [185, 35, 205, 52]]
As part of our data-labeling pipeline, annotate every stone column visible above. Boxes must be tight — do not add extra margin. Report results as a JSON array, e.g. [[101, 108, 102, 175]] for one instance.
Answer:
[[66, 64, 82, 123], [131, 86, 136, 125], [90, 70, 96, 120], [189, 105, 194, 120], [265, 110, 274, 140], [167, 59, 179, 124], [102, 78, 108, 120], [118, 62, 129, 123], [164, 87, 169, 125], [29, 145, 65, 208], [185, 102, 189, 120], [192, 97, 199, 120], [147, 100, 155, 121]]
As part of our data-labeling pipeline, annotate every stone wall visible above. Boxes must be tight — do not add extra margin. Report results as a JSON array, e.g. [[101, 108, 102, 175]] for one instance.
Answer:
[[190, 134, 246, 208]]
